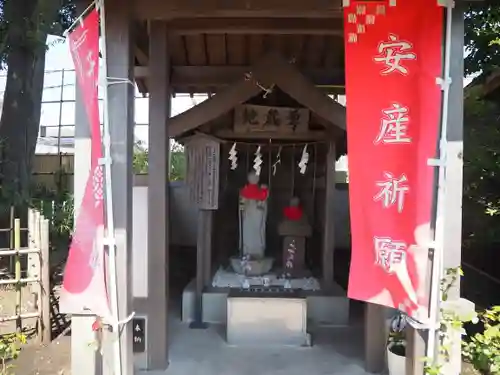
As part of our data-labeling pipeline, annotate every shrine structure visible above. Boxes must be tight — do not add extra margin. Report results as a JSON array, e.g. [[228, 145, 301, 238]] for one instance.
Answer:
[[70, 0, 468, 374], [175, 55, 348, 338]]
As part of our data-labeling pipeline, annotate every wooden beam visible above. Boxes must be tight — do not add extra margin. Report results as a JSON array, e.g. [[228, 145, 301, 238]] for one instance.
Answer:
[[135, 0, 343, 20], [168, 54, 275, 137], [167, 18, 344, 35], [169, 52, 346, 136], [134, 65, 345, 89], [256, 52, 346, 129], [134, 66, 148, 78], [214, 129, 327, 141], [174, 66, 344, 88]]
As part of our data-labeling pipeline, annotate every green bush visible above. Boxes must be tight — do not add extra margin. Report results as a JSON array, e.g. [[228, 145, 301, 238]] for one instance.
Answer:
[[0, 333, 26, 375], [463, 306, 500, 374]]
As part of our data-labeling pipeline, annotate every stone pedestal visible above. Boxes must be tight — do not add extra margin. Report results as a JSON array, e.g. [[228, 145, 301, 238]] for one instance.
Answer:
[[230, 256, 274, 276], [182, 278, 349, 326], [227, 292, 309, 346]]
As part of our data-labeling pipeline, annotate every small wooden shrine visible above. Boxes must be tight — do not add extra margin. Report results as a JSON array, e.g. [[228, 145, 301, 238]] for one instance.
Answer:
[[81, 0, 465, 373], [172, 52, 347, 334]]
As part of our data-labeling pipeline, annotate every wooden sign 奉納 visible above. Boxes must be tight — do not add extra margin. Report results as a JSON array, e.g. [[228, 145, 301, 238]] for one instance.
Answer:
[[132, 316, 146, 353], [234, 104, 309, 134]]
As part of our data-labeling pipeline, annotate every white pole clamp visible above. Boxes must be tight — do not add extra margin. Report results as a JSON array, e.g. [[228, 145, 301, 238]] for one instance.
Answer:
[[103, 236, 116, 247], [98, 157, 112, 166], [436, 76, 452, 91], [437, 0, 455, 8], [427, 158, 446, 167]]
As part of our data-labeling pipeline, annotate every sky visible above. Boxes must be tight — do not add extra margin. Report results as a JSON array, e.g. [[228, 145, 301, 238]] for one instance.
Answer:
[[0, 35, 475, 156], [0, 35, 208, 154]]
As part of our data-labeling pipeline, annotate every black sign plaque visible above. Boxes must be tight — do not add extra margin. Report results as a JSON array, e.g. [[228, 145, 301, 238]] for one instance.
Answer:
[[132, 317, 146, 353]]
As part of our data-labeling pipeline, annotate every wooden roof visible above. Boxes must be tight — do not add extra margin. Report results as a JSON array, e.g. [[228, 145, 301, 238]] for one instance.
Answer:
[[482, 70, 500, 101], [131, 0, 346, 95], [169, 52, 346, 138]]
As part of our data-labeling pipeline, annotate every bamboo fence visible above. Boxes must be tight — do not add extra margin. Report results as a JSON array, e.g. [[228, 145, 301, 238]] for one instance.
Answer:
[[0, 208, 51, 344]]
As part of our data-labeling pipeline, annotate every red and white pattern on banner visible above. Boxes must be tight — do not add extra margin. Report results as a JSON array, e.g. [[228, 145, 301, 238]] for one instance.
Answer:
[[344, 0, 443, 321], [60, 8, 111, 319]]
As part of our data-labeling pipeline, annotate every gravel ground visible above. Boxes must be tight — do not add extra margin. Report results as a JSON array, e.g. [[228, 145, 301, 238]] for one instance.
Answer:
[[0, 285, 38, 336], [10, 332, 71, 375]]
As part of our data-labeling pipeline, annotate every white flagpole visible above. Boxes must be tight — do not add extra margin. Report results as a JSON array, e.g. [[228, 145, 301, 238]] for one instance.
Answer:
[[427, 0, 454, 361], [96, 0, 123, 374]]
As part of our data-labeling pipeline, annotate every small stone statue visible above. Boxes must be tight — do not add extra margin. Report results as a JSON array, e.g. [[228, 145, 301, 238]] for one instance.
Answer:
[[231, 171, 274, 276], [239, 171, 268, 258], [279, 197, 312, 278]]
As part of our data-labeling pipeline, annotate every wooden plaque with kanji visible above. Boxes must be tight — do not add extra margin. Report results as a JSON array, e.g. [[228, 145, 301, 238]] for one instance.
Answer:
[[234, 104, 309, 135], [185, 134, 220, 210]]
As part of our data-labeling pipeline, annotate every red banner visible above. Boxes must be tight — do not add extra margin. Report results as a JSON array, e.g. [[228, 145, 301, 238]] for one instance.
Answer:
[[60, 8, 111, 319], [345, 0, 443, 320]]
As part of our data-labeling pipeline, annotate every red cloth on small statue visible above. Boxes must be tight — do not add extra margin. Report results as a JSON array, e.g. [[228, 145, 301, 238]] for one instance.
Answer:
[[283, 206, 303, 221], [241, 184, 268, 201]]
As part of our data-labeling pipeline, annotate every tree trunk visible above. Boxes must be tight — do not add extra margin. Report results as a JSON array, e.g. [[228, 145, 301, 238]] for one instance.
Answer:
[[0, 42, 47, 204], [0, 0, 61, 208]]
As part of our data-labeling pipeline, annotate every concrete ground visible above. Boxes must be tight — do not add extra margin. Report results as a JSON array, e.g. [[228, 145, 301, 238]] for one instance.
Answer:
[[11, 305, 371, 375], [10, 333, 71, 375], [138, 303, 371, 375], [149, 323, 371, 375], [9, 304, 482, 375]]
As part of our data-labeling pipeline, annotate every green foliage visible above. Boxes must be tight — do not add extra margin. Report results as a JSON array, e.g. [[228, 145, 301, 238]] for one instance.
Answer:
[[31, 180, 74, 249], [0, 163, 75, 250], [463, 86, 500, 254], [465, 3, 500, 76], [133, 141, 149, 174], [463, 306, 500, 375], [424, 268, 478, 375], [387, 312, 406, 357], [0, 333, 26, 375], [0, 0, 76, 69], [170, 142, 185, 182], [132, 141, 186, 181]]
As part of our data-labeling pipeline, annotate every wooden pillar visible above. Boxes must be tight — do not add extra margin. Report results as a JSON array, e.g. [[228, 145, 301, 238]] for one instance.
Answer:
[[103, 0, 134, 373], [145, 20, 170, 369], [322, 138, 336, 290], [203, 211, 214, 287], [191, 210, 209, 328], [364, 303, 386, 373]]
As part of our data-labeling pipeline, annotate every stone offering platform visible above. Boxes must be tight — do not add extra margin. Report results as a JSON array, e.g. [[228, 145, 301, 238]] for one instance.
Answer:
[[182, 278, 350, 327], [227, 290, 309, 346]]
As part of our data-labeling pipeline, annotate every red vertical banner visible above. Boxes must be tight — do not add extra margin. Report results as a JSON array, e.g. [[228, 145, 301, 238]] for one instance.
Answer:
[[60, 8, 111, 319], [344, 0, 443, 321]]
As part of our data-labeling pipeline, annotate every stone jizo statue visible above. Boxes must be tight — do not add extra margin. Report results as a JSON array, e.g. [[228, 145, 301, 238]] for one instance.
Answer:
[[231, 171, 274, 276], [279, 196, 312, 278], [239, 171, 268, 258]]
